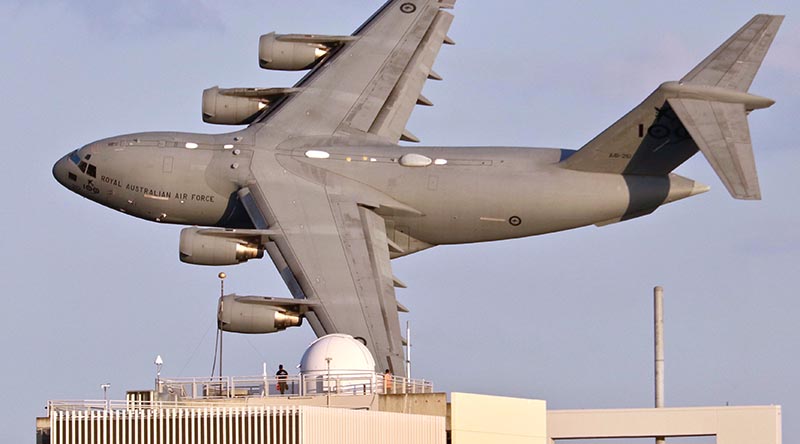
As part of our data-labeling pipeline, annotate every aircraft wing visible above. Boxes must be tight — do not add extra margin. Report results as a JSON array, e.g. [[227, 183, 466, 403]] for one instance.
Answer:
[[255, 0, 456, 144], [235, 0, 457, 374], [237, 178, 408, 375]]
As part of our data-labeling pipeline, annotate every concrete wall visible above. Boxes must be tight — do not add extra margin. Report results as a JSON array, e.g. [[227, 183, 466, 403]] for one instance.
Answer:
[[379, 393, 448, 417], [450, 392, 547, 444]]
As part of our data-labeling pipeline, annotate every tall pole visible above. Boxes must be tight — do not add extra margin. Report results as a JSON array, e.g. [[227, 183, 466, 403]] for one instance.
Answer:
[[406, 321, 411, 380], [654, 286, 665, 444], [219, 272, 226, 380]]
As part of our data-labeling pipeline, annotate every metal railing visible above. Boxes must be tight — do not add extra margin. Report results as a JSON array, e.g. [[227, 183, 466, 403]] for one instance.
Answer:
[[157, 372, 432, 399], [47, 372, 433, 412]]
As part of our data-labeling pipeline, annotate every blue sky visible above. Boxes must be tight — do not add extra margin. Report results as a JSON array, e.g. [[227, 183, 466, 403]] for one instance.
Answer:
[[1, 1, 798, 442]]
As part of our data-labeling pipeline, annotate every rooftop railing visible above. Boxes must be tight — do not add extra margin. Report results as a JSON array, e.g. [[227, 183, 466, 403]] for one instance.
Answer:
[[47, 372, 433, 412], [158, 371, 432, 399]]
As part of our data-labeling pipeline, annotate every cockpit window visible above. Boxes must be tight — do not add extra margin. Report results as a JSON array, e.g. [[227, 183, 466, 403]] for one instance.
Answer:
[[86, 164, 97, 178], [69, 150, 80, 165], [78, 161, 87, 173], [84, 154, 92, 161]]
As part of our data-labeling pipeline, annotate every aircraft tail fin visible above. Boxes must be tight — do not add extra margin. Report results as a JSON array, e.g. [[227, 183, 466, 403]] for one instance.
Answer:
[[681, 14, 784, 92], [560, 14, 782, 200]]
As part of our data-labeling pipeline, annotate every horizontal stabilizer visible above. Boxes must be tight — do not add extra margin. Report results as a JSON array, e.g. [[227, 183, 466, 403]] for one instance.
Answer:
[[668, 98, 760, 199]]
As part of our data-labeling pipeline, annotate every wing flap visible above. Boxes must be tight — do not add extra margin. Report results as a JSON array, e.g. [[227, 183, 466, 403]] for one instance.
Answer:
[[338, 4, 441, 136], [344, 204, 405, 371], [668, 98, 760, 199], [368, 10, 454, 142]]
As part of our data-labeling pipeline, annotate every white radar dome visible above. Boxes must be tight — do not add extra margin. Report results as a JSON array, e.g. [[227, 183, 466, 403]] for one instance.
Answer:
[[300, 334, 376, 373], [299, 334, 377, 394]]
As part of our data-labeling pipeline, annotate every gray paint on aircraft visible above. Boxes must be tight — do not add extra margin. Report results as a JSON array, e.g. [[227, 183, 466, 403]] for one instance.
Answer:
[[52, 2, 782, 376]]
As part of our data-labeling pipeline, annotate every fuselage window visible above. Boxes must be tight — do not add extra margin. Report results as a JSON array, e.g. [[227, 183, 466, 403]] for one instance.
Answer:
[[86, 164, 97, 178]]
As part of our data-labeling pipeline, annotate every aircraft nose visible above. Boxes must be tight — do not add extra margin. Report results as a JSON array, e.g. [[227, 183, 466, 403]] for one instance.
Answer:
[[52, 155, 70, 188]]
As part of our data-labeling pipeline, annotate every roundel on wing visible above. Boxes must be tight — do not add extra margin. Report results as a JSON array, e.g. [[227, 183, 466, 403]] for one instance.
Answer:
[[400, 3, 417, 14]]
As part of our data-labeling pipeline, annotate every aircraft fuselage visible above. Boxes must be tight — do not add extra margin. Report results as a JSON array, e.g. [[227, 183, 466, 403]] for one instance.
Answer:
[[53, 128, 704, 257]]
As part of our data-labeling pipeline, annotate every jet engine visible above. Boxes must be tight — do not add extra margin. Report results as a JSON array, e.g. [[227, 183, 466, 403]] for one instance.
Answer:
[[258, 32, 355, 71], [202, 87, 266, 125], [202, 86, 300, 125], [179, 227, 264, 266], [218, 294, 303, 334]]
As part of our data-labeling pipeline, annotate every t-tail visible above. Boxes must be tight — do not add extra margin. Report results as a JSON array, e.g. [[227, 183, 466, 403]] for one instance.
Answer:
[[561, 14, 784, 200]]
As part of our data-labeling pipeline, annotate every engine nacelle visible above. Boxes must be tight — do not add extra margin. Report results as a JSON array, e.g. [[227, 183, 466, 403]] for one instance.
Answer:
[[218, 295, 303, 334], [258, 32, 330, 71], [202, 86, 266, 125], [179, 227, 264, 266]]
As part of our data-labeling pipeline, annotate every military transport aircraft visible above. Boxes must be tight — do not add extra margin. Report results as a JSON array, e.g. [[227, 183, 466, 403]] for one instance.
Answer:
[[52, 0, 782, 376]]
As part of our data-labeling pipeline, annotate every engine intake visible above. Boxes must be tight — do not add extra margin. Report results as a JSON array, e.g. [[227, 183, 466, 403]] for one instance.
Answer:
[[179, 227, 264, 266], [218, 294, 303, 334]]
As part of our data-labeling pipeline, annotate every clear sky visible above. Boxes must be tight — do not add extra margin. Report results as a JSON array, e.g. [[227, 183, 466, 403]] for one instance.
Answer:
[[1, 1, 798, 442]]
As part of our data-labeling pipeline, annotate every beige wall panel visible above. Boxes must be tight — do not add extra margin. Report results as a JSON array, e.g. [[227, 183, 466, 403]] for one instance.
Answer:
[[450, 392, 547, 444], [548, 406, 781, 444]]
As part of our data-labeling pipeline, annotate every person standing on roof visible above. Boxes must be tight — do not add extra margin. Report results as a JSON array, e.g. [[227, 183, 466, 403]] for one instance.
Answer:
[[276, 364, 289, 395], [383, 369, 393, 394]]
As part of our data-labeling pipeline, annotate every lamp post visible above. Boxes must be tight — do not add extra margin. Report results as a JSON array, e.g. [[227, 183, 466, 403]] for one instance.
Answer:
[[218, 272, 226, 297], [325, 357, 333, 406], [101, 383, 111, 411], [154, 355, 163, 392]]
